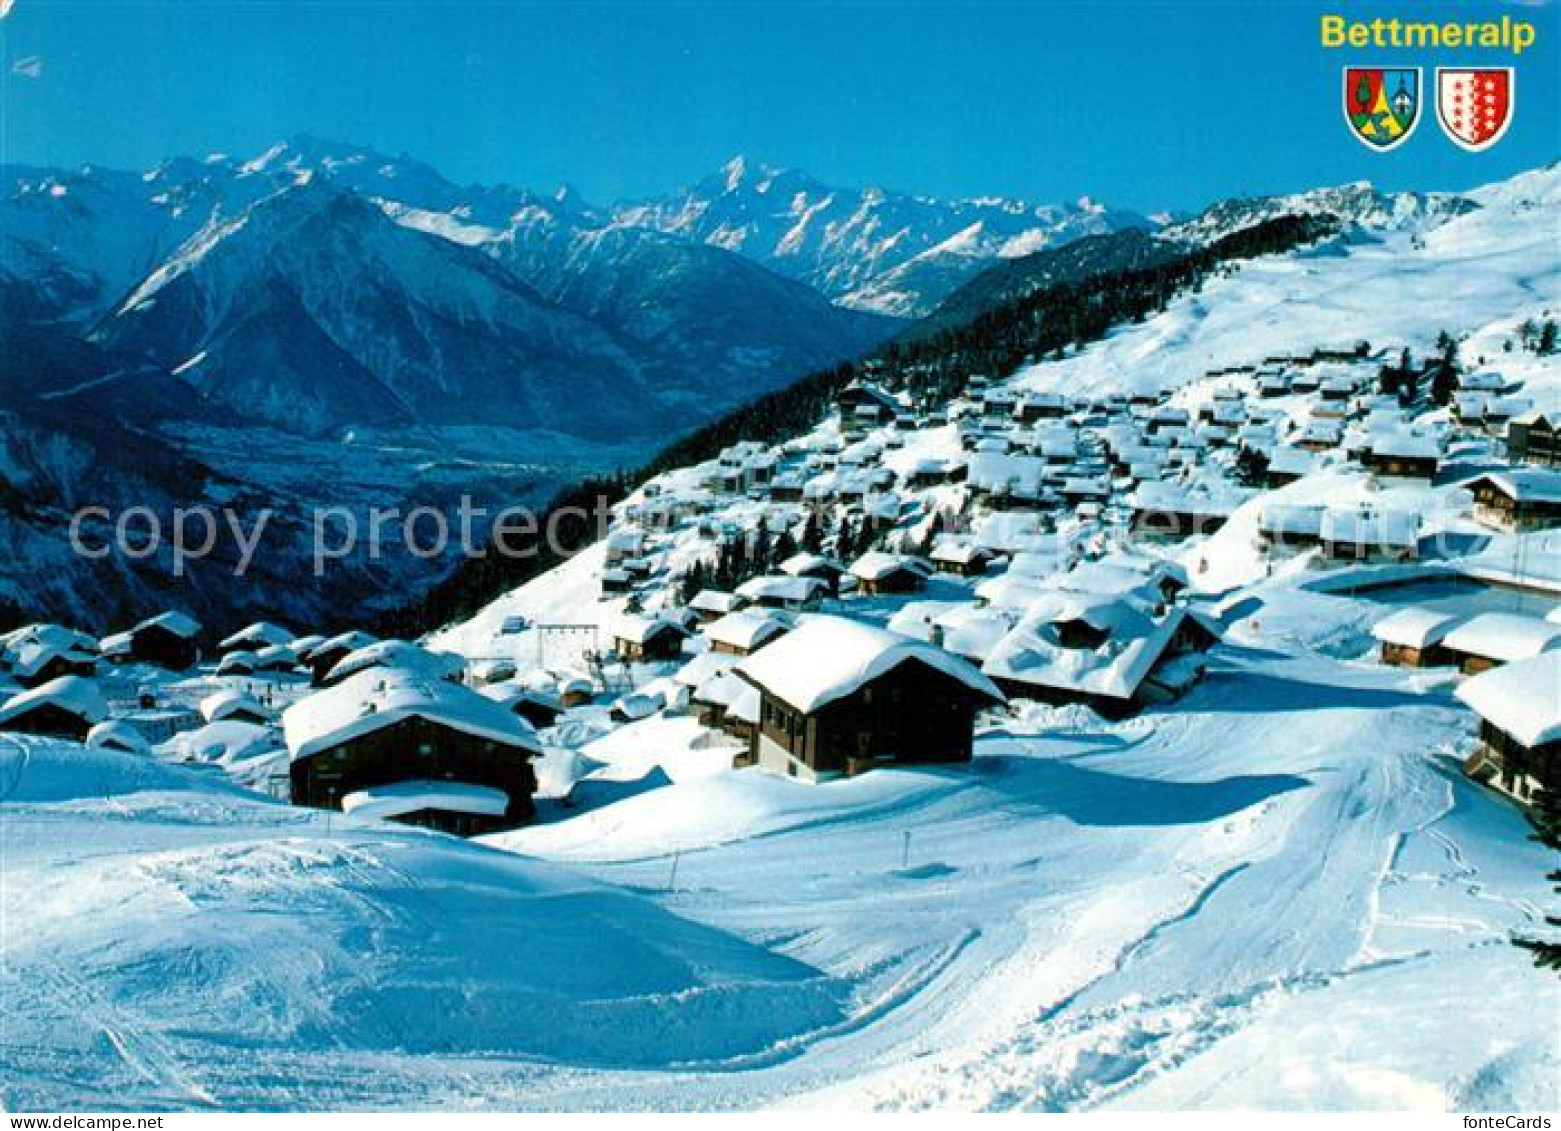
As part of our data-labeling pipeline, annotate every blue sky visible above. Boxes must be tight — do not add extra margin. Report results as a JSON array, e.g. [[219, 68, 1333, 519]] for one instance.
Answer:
[[1, 1, 1555, 212]]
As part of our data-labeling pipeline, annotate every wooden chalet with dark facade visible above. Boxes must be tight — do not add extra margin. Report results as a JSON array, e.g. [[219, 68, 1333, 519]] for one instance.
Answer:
[[733, 616, 1003, 782], [1371, 607, 1461, 668], [1507, 409, 1560, 468], [848, 552, 932, 597], [836, 380, 903, 429], [1458, 652, 1560, 804], [301, 631, 378, 686], [100, 611, 203, 671], [612, 616, 689, 663], [282, 669, 541, 836], [1464, 469, 1561, 533], [0, 676, 109, 742]]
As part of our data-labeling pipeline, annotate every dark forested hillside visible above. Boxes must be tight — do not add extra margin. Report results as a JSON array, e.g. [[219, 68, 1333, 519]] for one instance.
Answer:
[[898, 228, 1186, 345]]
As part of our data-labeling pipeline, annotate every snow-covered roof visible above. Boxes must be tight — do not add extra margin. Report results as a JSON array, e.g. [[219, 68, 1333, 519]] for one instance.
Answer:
[[283, 669, 540, 763], [736, 575, 825, 604], [3, 623, 98, 657], [98, 630, 134, 657], [1462, 468, 1561, 504], [937, 606, 1020, 663], [734, 615, 1002, 714], [611, 691, 664, 720], [1060, 476, 1111, 497], [779, 552, 843, 577], [1442, 614, 1561, 664], [342, 780, 511, 821], [1369, 431, 1442, 460], [1457, 652, 1561, 748], [849, 551, 933, 582], [974, 572, 1053, 610], [218, 621, 294, 651], [1370, 607, 1463, 649], [1510, 407, 1560, 429], [981, 594, 1186, 701], [325, 639, 465, 685], [1298, 418, 1343, 442], [691, 669, 748, 708], [689, 589, 743, 616], [611, 614, 687, 646], [1267, 446, 1317, 475], [1054, 559, 1175, 603], [972, 512, 1052, 554], [967, 452, 1045, 496], [702, 609, 789, 652], [1319, 508, 1419, 549], [85, 719, 153, 753], [199, 689, 273, 725], [673, 650, 738, 688], [304, 630, 378, 660], [0, 675, 108, 727], [728, 685, 761, 724], [930, 537, 992, 566], [1459, 371, 1509, 392], [1130, 482, 1246, 516], [253, 643, 298, 669], [1260, 503, 1324, 537], [605, 527, 647, 552], [135, 611, 201, 639], [8, 641, 94, 681]]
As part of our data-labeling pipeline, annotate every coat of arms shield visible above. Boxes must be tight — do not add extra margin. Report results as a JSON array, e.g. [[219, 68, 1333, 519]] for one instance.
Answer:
[[1437, 68, 1514, 152], [1344, 67, 1421, 151]]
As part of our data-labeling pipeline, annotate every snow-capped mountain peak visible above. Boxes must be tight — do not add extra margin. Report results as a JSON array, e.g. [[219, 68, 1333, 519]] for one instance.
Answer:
[[617, 159, 1154, 317]]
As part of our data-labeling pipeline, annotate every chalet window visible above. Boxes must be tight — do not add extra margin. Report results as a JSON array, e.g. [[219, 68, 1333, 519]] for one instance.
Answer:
[[419, 743, 433, 757]]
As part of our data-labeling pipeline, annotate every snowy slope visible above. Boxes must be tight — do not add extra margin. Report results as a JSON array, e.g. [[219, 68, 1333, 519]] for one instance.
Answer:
[[1013, 164, 1561, 401], [0, 736, 852, 1109]]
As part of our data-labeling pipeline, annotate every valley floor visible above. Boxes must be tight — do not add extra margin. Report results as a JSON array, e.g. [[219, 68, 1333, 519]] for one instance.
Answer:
[[1, 631, 1555, 1111]]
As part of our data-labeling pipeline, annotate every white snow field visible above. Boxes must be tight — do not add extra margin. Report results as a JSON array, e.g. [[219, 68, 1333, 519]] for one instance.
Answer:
[[2, 633, 1555, 1110], [0, 740, 850, 1109]]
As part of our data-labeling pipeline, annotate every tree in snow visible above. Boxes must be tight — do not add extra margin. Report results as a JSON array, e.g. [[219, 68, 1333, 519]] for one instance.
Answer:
[[769, 527, 798, 571], [799, 508, 824, 554], [1428, 333, 1459, 408], [675, 560, 712, 605], [1235, 446, 1271, 488], [1514, 784, 1561, 973]]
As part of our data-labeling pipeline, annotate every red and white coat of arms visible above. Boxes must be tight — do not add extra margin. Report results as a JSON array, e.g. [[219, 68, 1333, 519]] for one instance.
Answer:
[[1436, 69, 1515, 152]]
